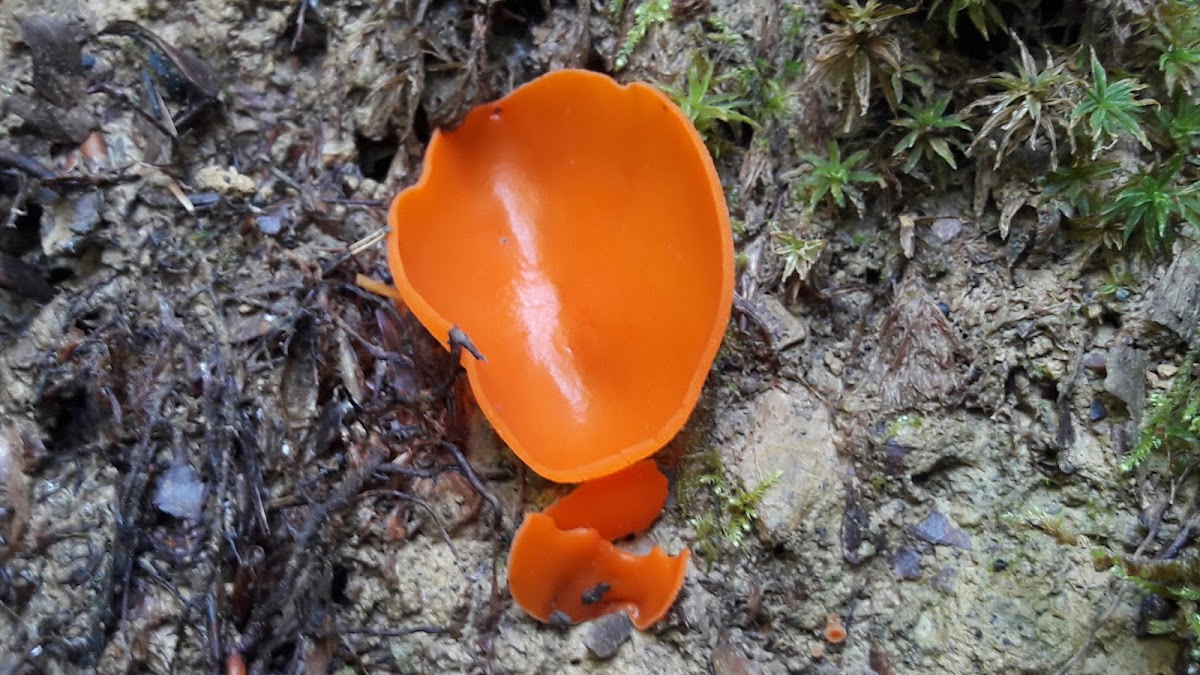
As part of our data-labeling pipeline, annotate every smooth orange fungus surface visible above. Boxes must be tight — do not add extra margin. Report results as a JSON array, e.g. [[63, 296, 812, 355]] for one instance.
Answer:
[[386, 68, 734, 483], [507, 461, 689, 629], [540, 458, 667, 540]]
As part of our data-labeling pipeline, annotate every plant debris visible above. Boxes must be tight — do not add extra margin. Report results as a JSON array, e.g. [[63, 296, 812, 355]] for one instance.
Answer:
[[869, 275, 968, 409]]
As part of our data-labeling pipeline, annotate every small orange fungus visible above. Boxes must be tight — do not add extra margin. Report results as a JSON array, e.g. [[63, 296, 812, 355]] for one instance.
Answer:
[[507, 460, 689, 630], [386, 68, 733, 483], [824, 613, 847, 644]]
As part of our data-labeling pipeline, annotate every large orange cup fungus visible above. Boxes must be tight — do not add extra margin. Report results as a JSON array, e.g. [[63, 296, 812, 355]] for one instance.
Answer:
[[386, 68, 734, 483], [507, 460, 690, 630], [386, 69, 733, 631]]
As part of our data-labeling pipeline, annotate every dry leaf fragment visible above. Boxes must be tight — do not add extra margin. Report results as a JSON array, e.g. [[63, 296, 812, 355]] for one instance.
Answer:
[[898, 213, 916, 259]]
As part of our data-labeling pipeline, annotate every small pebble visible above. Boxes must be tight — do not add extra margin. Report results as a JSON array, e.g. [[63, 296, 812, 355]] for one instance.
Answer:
[[930, 217, 962, 242], [581, 582, 611, 606], [1081, 351, 1107, 375], [187, 192, 222, 209], [992, 559, 1009, 572], [930, 566, 958, 595], [912, 511, 972, 550], [549, 611, 573, 630], [891, 546, 922, 580], [153, 462, 206, 520], [196, 165, 257, 197], [1089, 398, 1107, 422], [882, 440, 912, 476], [937, 302, 951, 317], [824, 352, 844, 377], [583, 612, 633, 660], [256, 213, 284, 235]]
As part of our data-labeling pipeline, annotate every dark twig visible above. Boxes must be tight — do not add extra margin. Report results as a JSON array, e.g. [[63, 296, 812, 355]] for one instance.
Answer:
[[0, 254, 54, 302], [320, 251, 356, 277], [337, 282, 408, 329], [733, 294, 773, 344], [436, 441, 503, 530], [0, 149, 55, 181], [333, 314, 415, 365], [135, 559, 187, 604], [1158, 497, 1200, 562], [205, 590, 222, 675], [233, 449, 387, 656], [290, 0, 311, 53], [337, 626, 443, 638], [41, 171, 141, 189], [86, 380, 172, 667], [374, 465, 442, 480], [255, 154, 305, 194], [448, 326, 486, 362], [322, 197, 385, 207], [1054, 496, 1182, 675], [88, 83, 180, 139], [2, 172, 31, 229], [235, 410, 272, 537], [356, 489, 458, 555]]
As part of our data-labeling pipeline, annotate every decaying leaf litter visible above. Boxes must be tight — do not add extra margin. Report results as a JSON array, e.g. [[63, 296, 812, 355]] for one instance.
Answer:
[[0, 0, 1198, 672]]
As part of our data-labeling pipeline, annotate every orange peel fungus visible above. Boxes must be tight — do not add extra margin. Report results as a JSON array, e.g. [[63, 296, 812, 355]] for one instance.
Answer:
[[507, 460, 690, 629], [386, 68, 733, 484], [386, 69, 733, 629]]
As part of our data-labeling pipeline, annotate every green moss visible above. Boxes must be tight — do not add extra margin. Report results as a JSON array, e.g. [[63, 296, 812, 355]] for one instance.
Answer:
[[659, 57, 755, 153], [1098, 552, 1200, 660], [929, 0, 1007, 40], [963, 37, 1076, 170], [795, 140, 883, 216], [772, 231, 826, 284], [615, 0, 672, 71], [678, 447, 782, 566], [890, 91, 972, 175], [811, 0, 918, 129], [1072, 49, 1157, 159], [1121, 337, 1200, 471], [880, 414, 923, 442]]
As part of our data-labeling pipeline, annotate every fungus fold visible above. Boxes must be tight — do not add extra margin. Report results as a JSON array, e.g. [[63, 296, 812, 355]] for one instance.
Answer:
[[387, 68, 733, 483]]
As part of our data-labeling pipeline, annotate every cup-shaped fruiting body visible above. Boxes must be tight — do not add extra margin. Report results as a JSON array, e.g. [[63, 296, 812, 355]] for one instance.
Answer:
[[387, 69, 733, 484], [507, 461, 689, 629]]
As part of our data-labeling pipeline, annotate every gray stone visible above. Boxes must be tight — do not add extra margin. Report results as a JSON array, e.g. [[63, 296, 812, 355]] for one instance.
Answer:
[[891, 546, 922, 580], [1149, 244, 1200, 345], [582, 612, 633, 660], [911, 511, 972, 550], [1105, 336, 1148, 420], [722, 383, 843, 540]]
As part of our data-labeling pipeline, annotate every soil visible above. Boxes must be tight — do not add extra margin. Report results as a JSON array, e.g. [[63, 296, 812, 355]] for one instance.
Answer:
[[0, 0, 1195, 674]]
